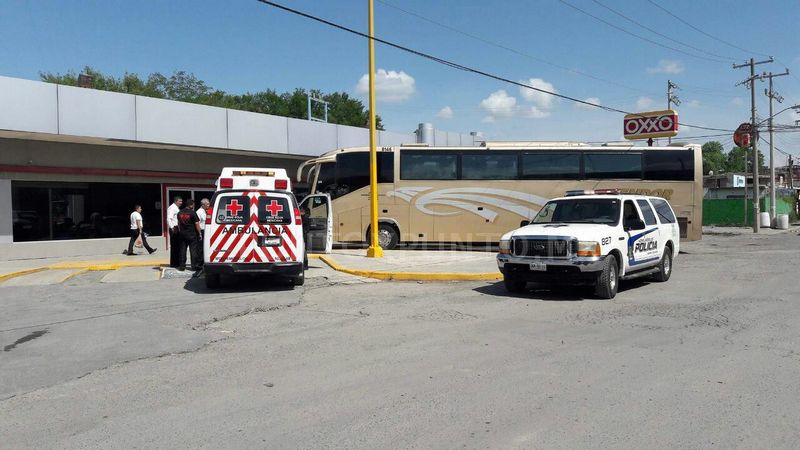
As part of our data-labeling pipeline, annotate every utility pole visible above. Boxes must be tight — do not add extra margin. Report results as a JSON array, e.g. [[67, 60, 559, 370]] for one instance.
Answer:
[[365, 0, 382, 258], [667, 80, 680, 144], [790, 155, 795, 189], [759, 69, 789, 226], [734, 57, 773, 232]]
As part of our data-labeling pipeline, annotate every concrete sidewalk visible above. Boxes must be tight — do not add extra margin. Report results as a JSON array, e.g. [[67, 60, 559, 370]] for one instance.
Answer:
[[0, 251, 167, 282], [318, 249, 501, 281]]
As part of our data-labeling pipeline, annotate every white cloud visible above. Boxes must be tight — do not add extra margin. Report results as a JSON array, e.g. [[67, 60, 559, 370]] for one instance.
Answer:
[[647, 59, 686, 74], [480, 90, 517, 118], [355, 69, 416, 103], [519, 78, 557, 109], [731, 97, 744, 106], [482, 116, 496, 124], [636, 96, 655, 110], [687, 99, 701, 108], [522, 106, 551, 119], [436, 106, 454, 120], [576, 97, 602, 110]]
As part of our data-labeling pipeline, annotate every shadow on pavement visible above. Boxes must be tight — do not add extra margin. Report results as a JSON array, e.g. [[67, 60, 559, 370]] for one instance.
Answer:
[[474, 279, 650, 301], [183, 274, 297, 295]]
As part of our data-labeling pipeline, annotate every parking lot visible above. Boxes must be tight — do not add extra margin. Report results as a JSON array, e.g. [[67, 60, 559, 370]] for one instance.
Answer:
[[2, 230, 800, 448]]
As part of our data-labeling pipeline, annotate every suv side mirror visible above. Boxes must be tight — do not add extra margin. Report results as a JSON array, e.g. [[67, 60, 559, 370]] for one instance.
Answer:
[[520, 220, 530, 227]]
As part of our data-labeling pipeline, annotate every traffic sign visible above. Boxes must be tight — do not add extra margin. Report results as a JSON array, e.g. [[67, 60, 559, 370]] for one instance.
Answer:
[[733, 122, 753, 147]]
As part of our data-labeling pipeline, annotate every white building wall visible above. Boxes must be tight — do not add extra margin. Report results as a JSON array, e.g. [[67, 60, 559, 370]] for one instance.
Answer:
[[0, 76, 58, 134], [0, 75, 474, 156]]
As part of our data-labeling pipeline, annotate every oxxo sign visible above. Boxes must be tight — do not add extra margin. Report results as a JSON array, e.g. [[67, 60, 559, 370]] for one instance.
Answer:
[[623, 109, 679, 140]]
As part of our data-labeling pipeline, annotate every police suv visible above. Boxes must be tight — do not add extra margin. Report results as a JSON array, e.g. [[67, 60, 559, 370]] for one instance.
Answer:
[[497, 189, 680, 299], [203, 168, 306, 289]]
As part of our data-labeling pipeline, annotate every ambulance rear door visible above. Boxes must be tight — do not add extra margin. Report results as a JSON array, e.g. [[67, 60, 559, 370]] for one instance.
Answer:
[[299, 194, 332, 254]]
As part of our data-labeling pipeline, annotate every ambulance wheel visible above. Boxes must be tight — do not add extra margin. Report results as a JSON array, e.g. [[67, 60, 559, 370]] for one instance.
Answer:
[[368, 223, 399, 250], [503, 274, 527, 293], [594, 254, 618, 299], [205, 273, 221, 289], [291, 271, 305, 286], [652, 246, 672, 282]]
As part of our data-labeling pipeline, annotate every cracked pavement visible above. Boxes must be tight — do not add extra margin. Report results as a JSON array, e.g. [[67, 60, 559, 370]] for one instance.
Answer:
[[1, 232, 800, 448]]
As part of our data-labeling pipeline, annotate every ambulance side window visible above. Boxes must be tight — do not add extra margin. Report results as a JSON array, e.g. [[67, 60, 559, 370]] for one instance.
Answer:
[[215, 195, 249, 224]]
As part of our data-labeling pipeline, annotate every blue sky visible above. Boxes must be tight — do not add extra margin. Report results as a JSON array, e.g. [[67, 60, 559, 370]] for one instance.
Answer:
[[2, 0, 799, 161]]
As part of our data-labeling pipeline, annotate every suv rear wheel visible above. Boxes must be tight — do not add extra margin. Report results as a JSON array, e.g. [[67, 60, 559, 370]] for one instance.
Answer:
[[652, 247, 672, 282], [595, 254, 619, 299]]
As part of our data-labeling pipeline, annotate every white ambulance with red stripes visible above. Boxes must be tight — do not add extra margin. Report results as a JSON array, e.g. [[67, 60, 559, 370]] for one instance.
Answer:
[[203, 168, 308, 289]]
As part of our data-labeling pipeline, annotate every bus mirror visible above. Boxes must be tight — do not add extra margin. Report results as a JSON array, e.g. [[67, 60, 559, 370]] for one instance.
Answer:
[[520, 220, 530, 227]]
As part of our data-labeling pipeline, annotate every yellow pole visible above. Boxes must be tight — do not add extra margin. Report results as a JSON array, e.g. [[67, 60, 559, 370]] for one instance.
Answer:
[[366, 0, 383, 257]]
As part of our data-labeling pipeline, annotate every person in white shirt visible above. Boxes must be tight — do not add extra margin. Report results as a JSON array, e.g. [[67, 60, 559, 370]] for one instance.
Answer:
[[167, 196, 183, 267], [127, 205, 156, 256], [195, 198, 210, 269]]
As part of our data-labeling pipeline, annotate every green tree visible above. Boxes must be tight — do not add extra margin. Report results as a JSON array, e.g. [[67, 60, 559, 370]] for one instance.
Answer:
[[701, 141, 726, 175], [726, 146, 765, 172], [39, 67, 383, 129]]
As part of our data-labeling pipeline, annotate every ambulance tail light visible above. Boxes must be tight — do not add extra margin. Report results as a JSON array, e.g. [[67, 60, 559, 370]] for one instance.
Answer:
[[275, 179, 288, 190], [205, 208, 213, 225], [294, 207, 302, 225], [219, 178, 234, 189]]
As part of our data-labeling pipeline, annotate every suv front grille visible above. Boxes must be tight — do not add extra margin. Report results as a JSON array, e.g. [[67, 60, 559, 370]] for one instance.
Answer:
[[512, 238, 573, 258]]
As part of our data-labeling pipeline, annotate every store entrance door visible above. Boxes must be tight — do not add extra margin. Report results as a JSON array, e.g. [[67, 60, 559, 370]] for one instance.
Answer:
[[163, 185, 215, 248]]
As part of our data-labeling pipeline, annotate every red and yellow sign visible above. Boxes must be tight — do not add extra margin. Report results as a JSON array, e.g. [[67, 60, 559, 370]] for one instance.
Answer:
[[623, 109, 678, 140]]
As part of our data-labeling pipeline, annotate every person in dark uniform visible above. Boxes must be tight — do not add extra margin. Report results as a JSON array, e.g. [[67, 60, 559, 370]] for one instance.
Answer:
[[177, 199, 201, 271]]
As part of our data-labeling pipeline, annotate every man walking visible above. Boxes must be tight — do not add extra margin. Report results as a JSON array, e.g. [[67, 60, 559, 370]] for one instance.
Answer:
[[177, 199, 202, 271], [127, 205, 156, 256], [195, 198, 210, 268], [167, 196, 182, 268]]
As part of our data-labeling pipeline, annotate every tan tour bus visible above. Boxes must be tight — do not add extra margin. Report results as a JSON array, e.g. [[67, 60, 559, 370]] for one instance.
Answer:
[[296, 141, 702, 249]]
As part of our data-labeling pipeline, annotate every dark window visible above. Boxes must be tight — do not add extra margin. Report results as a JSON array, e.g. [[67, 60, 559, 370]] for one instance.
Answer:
[[257, 196, 292, 225], [378, 152, 394, 183], [532, 199, 620, 225], [637, 199, 657, 226], [400, 152, 457, 180], [462, 153, 518, 180], [336, 152, 370, 194], [315, 162, 336, 195], [651, 198, 676, 224], [215, 195, 249, 224], [643, 150, 694, 180], [622, 200, 642, 228], [522, 153, 581, 180], [584, 153, 642, 179]]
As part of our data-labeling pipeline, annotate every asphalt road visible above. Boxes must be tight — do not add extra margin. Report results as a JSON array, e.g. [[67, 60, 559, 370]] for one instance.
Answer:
[[1, 231, 799, 449]]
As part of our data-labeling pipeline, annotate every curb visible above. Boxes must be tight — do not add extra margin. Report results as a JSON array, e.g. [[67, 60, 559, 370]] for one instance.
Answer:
[[49, 260, 168, 271], [316, 255, 502, 282], [0, 267, 48, 283]]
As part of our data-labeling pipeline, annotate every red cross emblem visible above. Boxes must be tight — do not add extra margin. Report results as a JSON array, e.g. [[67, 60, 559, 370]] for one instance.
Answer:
[[226, 199, 244, 215], [265, 200, 284, 217]]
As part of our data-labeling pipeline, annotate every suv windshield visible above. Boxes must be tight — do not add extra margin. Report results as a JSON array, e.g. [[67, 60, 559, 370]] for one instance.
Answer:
[[532, 198, 621, 225]]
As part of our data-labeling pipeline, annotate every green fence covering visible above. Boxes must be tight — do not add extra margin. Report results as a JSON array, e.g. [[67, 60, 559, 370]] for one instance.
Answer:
[[703, 196, 798, 226]]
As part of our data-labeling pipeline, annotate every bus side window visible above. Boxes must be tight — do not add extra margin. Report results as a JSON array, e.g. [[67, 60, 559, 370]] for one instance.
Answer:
[[315, 163, 336, 196]]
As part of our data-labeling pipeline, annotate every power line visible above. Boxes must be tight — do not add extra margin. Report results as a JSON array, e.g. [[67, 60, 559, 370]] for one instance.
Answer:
[[557, 0, 730, 63], [255, 0, 734, 133], [644, 0, 769, 58], [375, 0, 659, 97], [587, 0, 736, 62]]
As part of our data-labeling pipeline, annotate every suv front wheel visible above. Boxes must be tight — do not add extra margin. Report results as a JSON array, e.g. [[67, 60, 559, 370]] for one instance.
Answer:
[[595, 254, 619, 299], [652, 247, 672, 282]]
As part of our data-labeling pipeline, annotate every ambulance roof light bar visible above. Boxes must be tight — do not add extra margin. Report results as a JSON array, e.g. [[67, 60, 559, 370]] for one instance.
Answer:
[[565, 188, 622, 196]]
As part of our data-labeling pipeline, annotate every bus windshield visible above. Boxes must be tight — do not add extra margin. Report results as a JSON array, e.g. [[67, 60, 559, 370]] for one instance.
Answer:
[[533, 198, 621, 225]]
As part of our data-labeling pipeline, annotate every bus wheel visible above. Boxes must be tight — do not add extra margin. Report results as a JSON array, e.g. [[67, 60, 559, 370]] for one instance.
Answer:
[[369, 223, 399, 250], [205, 273, 221, 289]]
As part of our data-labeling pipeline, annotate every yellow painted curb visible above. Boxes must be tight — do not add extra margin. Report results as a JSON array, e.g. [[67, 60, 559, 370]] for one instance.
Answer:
[[49, 260, 168, 271], [0, 267, 47, 283], [60, 268, 90, 282], [317, 255, 502, 282]]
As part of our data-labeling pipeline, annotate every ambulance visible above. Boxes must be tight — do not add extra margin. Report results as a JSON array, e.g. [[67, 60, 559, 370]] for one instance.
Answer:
[[202, 168, 331, 289]]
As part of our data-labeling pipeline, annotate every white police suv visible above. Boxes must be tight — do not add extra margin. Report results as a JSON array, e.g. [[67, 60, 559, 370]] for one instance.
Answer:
[[497, 189, 680, 299]]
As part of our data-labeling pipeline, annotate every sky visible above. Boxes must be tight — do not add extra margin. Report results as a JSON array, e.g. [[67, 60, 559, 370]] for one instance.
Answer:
[[2, 0, 800, 162]]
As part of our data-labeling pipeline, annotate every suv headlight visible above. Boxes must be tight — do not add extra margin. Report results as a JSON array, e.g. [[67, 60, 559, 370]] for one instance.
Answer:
[[499, 239, 511, 255], [576, 241, 601, 257]]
